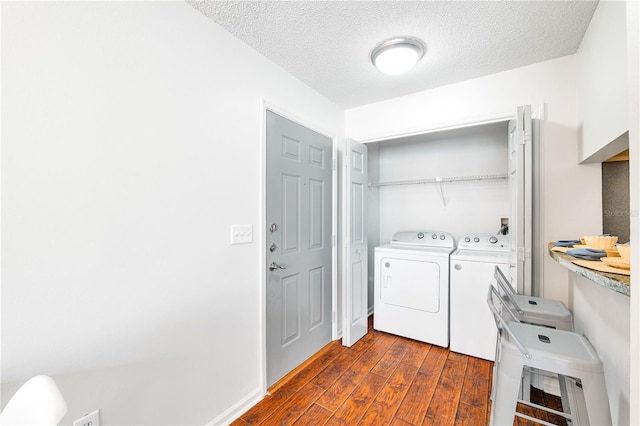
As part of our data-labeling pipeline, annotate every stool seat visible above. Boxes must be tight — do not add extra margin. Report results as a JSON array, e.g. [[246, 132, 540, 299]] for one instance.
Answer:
[[504, 322, 603, 376], [510, 295, 574, 330], [495, 266, 573, 331]]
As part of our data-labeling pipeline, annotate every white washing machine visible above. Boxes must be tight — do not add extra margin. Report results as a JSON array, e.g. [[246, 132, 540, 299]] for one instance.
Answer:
[[374, 230, 454, 346], [450, 233, 511, 361]]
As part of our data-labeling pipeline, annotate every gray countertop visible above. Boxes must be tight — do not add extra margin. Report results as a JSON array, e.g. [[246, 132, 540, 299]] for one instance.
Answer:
[[548, 243, 630, 297]]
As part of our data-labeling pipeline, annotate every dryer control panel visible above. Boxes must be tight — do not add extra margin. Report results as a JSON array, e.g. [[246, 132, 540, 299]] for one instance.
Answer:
[[390, 230, 455, 248], [456, 234, 509, 251]]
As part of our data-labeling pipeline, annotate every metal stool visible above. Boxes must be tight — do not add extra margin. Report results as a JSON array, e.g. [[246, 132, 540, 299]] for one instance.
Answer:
[[494, 266, 573, 331], [493, 266, 574, 402], [487, 285, 612, 425]]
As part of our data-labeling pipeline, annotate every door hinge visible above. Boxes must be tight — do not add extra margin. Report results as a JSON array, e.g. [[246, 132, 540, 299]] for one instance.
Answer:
[[519, 131, 529, 145], [517, 247, 531, 261]]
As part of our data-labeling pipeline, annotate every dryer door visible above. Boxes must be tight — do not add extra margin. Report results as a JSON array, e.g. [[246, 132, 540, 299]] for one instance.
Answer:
[[379, 257, 440, 313]]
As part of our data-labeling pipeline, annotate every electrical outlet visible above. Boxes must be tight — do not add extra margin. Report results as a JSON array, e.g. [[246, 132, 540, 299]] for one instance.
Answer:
[[500, 217, 509, 235], [231, 224, 253, 244], [73, 409, 100, 426]]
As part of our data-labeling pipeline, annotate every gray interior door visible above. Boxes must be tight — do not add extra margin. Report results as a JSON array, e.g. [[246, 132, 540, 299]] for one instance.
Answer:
[[266, 111, 333, 387]]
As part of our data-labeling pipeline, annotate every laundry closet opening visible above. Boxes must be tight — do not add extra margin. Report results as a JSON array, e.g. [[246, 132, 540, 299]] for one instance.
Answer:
[[364, 121, 512, 313]]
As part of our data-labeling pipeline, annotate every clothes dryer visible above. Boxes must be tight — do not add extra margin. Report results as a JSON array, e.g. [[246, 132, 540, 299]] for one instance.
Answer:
[[374, 231, 454, 346], [450, 233, 511, 361]]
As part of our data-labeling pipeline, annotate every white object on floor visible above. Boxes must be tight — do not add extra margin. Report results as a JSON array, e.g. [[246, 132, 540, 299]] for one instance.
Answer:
[[0, 375, 67, 426], [450, 233, 510, 361], [374, 230, 454, 346]]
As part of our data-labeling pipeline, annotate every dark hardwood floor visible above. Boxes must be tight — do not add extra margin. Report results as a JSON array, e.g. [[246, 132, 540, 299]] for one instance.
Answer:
[[231, 319, 564, 426]]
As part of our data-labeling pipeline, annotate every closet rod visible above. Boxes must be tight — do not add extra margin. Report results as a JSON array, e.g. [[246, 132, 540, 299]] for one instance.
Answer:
[[369, 173, 509, 188]]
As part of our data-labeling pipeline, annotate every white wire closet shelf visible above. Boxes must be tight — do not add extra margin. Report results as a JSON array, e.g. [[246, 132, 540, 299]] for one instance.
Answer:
[[368, 173, 509, 188]]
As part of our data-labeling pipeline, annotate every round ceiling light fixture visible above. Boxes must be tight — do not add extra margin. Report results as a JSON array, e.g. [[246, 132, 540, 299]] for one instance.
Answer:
[[371, 37, 425, 75]]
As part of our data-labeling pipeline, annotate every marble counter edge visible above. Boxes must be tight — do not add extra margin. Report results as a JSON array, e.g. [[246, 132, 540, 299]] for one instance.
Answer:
[[547, 243, 630, 297]]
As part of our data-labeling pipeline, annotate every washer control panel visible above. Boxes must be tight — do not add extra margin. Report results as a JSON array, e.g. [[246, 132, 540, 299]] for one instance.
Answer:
[[456, 234, 509, 251], [390, 231, 455, 248]]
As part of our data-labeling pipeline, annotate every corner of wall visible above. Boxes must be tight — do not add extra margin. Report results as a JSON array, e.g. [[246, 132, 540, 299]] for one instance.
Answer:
[[207, 388, 264, 426]]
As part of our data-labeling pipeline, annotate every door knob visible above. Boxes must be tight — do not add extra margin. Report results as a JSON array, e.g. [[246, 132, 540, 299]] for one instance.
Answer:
[[269, 262, 286, 271]]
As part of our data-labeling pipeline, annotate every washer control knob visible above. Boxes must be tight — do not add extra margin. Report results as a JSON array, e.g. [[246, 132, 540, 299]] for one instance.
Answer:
[[432, 234, 437, 239], [474, 237, 480, 243], [489, 236, 498, 244], [417, 232, 424, 239], [439, 234, 445, 240], [464, 237, 471, 243]]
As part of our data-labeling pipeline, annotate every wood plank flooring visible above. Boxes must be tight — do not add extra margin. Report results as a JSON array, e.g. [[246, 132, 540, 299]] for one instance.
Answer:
[[231, 320, 564, 426], [231, 324, 491, 425]]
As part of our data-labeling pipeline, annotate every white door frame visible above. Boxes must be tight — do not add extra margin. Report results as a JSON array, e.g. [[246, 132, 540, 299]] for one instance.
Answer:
[[258, 98, 338, 394], [356, 114, 515, 144]]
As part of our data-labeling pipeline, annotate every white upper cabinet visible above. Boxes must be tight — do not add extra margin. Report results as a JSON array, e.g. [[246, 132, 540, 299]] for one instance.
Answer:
[[577, 0, 629, 163]]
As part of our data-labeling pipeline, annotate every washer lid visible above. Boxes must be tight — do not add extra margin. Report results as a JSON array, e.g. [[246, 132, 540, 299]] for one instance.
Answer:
[[390, 231, 454, 249]]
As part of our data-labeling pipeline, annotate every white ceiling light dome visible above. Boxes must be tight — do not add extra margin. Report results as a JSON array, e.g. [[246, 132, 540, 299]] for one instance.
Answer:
[[371, 37, 425, 75]]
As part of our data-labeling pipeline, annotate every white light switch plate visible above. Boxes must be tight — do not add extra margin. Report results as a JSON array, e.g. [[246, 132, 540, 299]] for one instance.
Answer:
[[231, 224, 253, 244], [73, 409, 100, 426]]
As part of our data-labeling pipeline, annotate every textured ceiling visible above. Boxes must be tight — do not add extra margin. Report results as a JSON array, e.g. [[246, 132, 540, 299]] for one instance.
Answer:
[[188, 1, 598, 108]]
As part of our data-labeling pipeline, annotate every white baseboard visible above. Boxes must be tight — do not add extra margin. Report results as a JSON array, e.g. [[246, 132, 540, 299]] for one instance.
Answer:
[[212, 309, 375, 425], [206, 387, 264, 426]]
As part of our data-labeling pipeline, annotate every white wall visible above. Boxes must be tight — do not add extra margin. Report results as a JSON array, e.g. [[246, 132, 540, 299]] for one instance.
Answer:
[[372, 122, 509, 245], [574, 2, 637, 421], [1, 2, 343, 424], [567, 274, 630, 425], [576, 0, 628, 163], [345, 55, 602, 304]]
